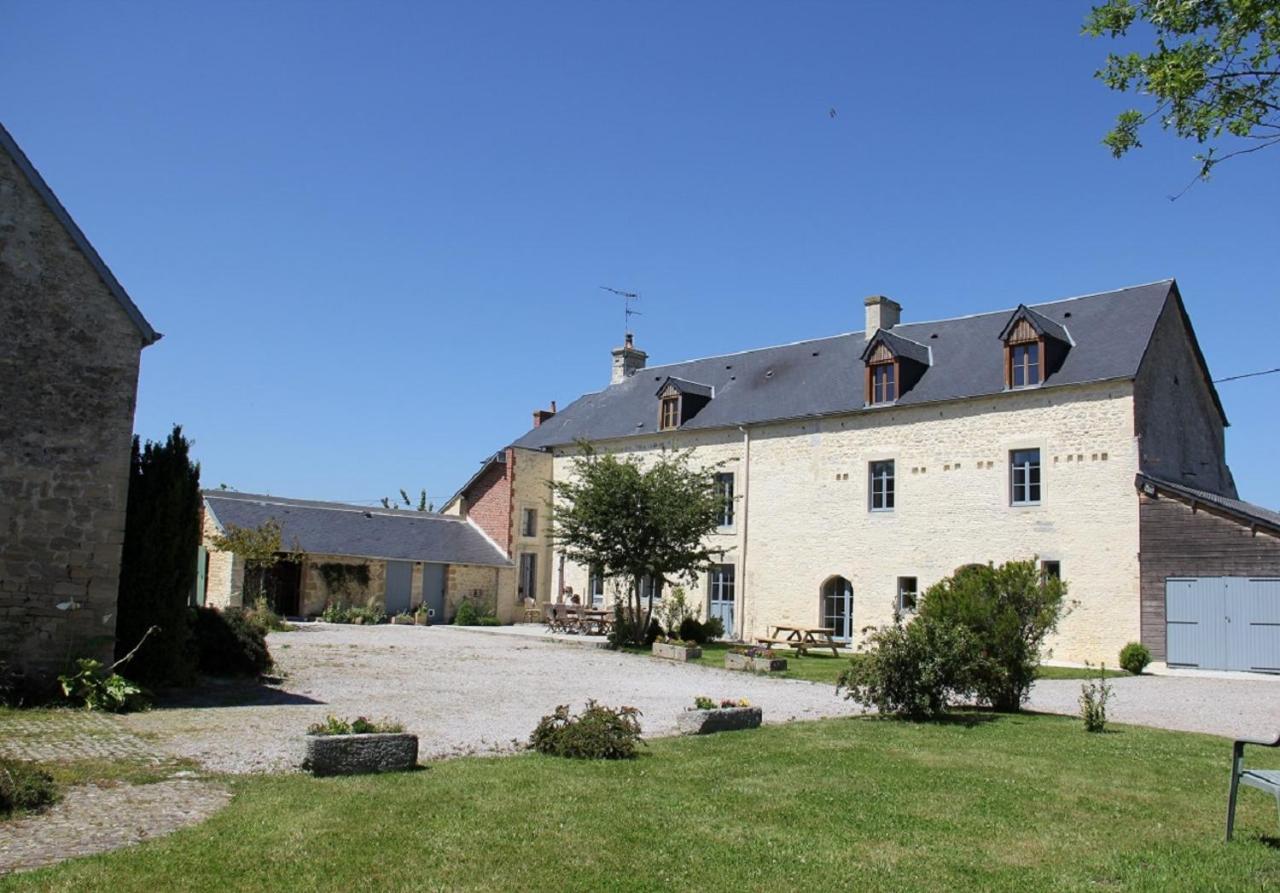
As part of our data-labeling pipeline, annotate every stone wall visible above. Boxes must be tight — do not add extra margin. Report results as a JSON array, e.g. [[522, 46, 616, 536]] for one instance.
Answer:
[[445, 563, 504, 621], [301, 555, 386, 616], [552, 381, 1143, 665], [508, 447, 554, 610], [201, 508, 242, 609], [0, 145, 144, 680]]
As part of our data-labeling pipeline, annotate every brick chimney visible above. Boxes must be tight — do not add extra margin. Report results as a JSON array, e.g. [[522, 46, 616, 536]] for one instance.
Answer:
[[611, 333, 647, 385], [532, 400, 557, 428], [864, 295, 901, 339]]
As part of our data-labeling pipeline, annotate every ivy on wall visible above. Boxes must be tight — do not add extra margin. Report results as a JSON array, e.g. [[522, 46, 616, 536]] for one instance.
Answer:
[[318, 562, 371, 602]]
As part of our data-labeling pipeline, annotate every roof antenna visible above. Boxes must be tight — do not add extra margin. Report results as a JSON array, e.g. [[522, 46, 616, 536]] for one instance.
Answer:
[[600, 285, 641, 341]]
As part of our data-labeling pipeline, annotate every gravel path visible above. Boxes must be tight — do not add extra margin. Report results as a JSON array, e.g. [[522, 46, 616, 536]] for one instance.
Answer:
[[122, 624, 862, 774], [1027, 673, 1280, 740]]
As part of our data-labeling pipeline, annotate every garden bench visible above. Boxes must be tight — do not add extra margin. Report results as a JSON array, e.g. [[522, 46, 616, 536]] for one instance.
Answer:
[[755, 625, 841, 658], [1225, 731, 1280, 841]]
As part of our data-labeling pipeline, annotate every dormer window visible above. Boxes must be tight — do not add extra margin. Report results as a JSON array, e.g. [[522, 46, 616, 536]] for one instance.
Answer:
[[660, 394, 680, 430], [1000, 305, 1071, 390], [861, 330, 930, 407]]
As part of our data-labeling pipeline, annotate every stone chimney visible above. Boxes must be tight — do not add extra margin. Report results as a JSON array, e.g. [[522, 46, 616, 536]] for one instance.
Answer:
[[611, 333, 647, 385], [532, 401, 557, 428], [864, 295, 901, 339]]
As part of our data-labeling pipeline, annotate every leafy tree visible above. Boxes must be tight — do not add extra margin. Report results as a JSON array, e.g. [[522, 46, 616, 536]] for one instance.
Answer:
[[1085, 0, 1280, 182], [209, 519, 298, 604], [551, 444, 725, 646], [114, 425, 201, 687], [916, 560, 1069, 712]]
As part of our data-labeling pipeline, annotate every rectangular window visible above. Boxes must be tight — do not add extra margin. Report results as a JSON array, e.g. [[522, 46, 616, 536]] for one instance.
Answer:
[[518, 552, 537, 601], [639, 575, 663, 602], [521, 507, 537, 538], [709, 564, 735, 604], [1010, 342, 1041, 388], [1010, 449, 1042, 505], [869, 460, 895, 511], [588, 566, 605, 605], [870, 363, 897, 404], [660, 395, 680, 430], [1041, 560, 1061, 582], [897, 576, 918, 614], [715, 472, 735, 528]]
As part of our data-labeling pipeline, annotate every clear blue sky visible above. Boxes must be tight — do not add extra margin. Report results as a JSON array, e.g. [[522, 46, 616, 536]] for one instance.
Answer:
[[5, 2, 1278, 507]]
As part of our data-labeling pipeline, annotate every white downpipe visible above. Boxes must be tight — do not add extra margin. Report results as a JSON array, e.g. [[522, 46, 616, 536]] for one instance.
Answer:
[[737, 424, 750, 642]]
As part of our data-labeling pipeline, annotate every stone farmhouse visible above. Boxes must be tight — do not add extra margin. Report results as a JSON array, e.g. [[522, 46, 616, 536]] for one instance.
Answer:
[[451, 280, 1279, 671], [0, 123, 160, 683], [199, 491, 512, 621]]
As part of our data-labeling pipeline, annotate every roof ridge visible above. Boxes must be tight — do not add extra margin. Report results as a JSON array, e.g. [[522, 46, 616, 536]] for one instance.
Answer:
[[202, 490, 466, 522]]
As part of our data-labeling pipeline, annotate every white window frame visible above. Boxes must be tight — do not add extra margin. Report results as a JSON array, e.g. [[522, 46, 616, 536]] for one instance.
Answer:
[[896, 576, 918, 615], [1009, 448, 1042, 506], [869, 460, 895, 512], [715, 472, 735, 529]]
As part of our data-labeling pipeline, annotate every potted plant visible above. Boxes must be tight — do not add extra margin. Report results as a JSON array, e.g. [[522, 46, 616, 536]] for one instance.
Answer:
[[677, 697, 763, 735], [302, 715, 418, 776], [725, 645, 787, 673], [414, 606, 431, 626], [390, 612, 414, 626], [651, 636, 702, 662]]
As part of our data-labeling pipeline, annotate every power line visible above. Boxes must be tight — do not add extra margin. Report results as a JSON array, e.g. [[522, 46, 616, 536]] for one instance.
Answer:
[[1213, 367, 1280, 384]]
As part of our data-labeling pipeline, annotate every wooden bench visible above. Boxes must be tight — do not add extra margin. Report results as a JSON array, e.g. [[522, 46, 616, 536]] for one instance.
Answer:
[[1226, 731, 1280, 841]]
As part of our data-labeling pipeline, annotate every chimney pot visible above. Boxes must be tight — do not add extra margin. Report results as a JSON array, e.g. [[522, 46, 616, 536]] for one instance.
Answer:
[[864, 295, 901, 339], [532, 402, 557, 428], [611, 335, 648, 385]]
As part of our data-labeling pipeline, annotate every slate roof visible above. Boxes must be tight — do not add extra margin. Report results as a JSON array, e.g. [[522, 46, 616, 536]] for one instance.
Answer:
[[203, 491, 511, 567], [515, 280, 1189, 449], [657, 376, 714, 398], [862, 329, 932, 366], [1137, 474, 1280, 534], [0, 121, 160, 346]]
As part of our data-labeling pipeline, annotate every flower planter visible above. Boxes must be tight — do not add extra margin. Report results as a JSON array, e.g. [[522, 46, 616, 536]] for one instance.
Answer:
[[724, 652, 788, 673], [676, 706, 762, 736], [414, 615, 431, 626], [303, 733, 419, 776], [390, 615, 413, 626], [652, 642, 702, 662]]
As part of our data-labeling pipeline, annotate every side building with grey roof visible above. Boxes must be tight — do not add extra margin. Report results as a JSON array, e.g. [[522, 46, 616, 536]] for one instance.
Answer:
[[479, 279, 1277, 671]]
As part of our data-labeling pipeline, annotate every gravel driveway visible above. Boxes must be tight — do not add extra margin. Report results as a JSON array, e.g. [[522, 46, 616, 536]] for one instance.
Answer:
[[123, 624, 861, 774]]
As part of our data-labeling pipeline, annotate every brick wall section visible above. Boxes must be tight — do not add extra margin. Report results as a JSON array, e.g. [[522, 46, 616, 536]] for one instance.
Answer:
[[1138, 491, 1280, 661], [461, 453, 512, 555], [0, 146, 144, 680]]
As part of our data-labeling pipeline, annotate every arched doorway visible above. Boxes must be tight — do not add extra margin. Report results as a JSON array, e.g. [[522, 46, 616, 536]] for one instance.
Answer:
[[821, 576, 853, 642]]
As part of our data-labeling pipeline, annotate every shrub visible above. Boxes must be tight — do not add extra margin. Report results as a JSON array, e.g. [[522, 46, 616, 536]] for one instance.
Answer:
[[307, 715, 405, 736], [245, 597, 292, 634], [678, 617, 708, 644], [837, 617, 978, 720], [192, 607, 273, 677], [1079, 664, 1114, 732], [453, 600, 501, 626], [703, 615, 726, 640], [643, 617, 663, 646], [529, 700, 643, 759], [656, 586, 700, 636], [57, 659, 149, 713], [916, 559, 1069, 712], [0, 759, 58, 817], [321, 602, 355, 623], [1119, 641, 1151, 675], [349, 604, 386, 625]]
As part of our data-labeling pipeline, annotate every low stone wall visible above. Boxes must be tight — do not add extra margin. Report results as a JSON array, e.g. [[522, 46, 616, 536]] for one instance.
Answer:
[[676, 706, 763, 735], [303, 733, 419, 776], [652, 642, 702, 662], [724, 652, 788, 673]]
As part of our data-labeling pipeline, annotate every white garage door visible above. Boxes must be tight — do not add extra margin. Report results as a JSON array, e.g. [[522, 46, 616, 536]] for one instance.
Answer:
[[1166, 577, 1280, 673]]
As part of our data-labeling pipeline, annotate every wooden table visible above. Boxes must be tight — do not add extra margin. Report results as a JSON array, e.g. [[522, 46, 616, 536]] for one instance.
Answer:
[[755, 625, 841, 657], [559, 606, 613, 635]]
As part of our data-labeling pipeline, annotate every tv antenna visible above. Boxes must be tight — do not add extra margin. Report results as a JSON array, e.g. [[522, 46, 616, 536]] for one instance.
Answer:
[[599, 285, 641, 339]]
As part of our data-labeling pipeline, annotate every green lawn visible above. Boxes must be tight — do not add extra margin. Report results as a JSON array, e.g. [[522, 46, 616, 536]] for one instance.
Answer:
[[632, 642, 1129, 686], [5, 714, 1277, 892]]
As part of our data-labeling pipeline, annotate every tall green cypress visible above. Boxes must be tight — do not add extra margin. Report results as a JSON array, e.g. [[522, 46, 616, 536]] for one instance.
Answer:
[[114, 425, 201, 686]]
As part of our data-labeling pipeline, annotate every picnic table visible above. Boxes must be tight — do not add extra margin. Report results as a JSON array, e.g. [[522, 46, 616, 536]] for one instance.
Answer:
[[755, 625, 841, 657], [544, 604, 612, 636]]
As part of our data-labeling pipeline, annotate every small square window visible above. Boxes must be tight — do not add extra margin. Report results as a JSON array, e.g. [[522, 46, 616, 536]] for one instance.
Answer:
[[869, 460, 895, 511], [896, 576, 918, 614], [1010, 449, 1041, 505], [1041, 560, 1061, 582]]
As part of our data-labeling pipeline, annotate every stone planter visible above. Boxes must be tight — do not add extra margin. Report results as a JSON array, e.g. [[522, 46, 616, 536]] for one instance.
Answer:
[[390, 615, 413, 626], [303, 733, 419, 776], [414, 614, 431, 626], [724, 652, 788, 673], [652, 641, 702, 662], [676, 706, 763, 736]]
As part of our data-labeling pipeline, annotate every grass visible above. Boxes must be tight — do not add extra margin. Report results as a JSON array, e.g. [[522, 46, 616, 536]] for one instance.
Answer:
[[632, 643, 1130, 686], [3, 713, 1278, 892]]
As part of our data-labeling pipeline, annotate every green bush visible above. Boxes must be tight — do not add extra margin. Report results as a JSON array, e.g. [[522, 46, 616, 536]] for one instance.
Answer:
[[529, 700, 643, 759], [307, 715, 405, 736], [321, 602, 355, 623], [703, 615, 726, 640], [1079, 664, 1114, 732], [917, 560, 1068, 712], [350, 604, 386, 625], [245, 597, 291, 635], [57, 659, 149, 713], [837, 617, 978, 720], [0, 759, 58, 817], [453, 600, 500, 626], [678, 617, 708, 644], [193, 607, 273, 677], [1119, 641, 1151, 675]]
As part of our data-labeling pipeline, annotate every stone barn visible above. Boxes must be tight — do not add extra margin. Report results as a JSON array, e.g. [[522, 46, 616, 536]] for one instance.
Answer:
[[0, 122, 160, 684]]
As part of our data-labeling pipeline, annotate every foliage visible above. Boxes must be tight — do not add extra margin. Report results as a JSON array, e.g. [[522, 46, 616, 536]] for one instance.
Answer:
[[837, 617, 979, 720], [1079, 664, 1115, 733], [317, 563, 372, 601], [211, 519, 301, 606], [677, 617, 708, 644], [192, 607, 273, 677], [245, 597, 291, 634], [380, 488, 433, 511], [730, 645, 777, 659], [529, 700, 644, 760], [656, 586, 700, 635], [453, 600, 501, 626], [703, 615, 725, 640], [693, 695, 717, 710], [916, 560, 1069, 712], [693, 696, 750, 710], [654, 636, 698, 648], [115, 425, 201, 687], [307, 715, 405, 736], [1084, 0, 1280, 181], [320, 601, 385, 625], [551, 443, 727, 645], [1120, 641, 1152, 675], [57, 659, 149, 713], [0, 759, 58, 817]]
